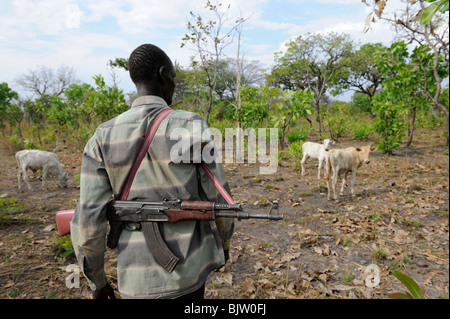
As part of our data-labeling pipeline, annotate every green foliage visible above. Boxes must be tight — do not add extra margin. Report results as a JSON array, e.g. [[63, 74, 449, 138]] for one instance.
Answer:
[[272, 90, 314, 149], [369, 40, 446, 153], [108, 57, 129, 71], [0, 82, 19, 134], [23, 138, 37, 149], [238, 86, 271, 128], [326, 114, 348, 140], [87, 75, 128, 122], [353, 122, 372, 141], [372, 98, 406, 154], [420, 0, 449, 24], [389, 271, 425, 299], [286, 127, 311, 144], [352, 92, 373, 113], [53, 234, 74, 258], [284, 140, 304, 171], [0, 193, 26, 227]]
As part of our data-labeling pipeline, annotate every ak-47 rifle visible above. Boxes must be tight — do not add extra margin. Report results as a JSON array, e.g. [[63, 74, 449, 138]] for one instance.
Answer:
[[56, 199, 282, 273], [105, 199, 282, 249], [56, 199, 282, 240]]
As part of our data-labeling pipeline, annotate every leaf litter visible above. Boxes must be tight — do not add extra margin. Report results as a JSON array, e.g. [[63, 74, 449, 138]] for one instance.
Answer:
[[0, 128, 448, 299]]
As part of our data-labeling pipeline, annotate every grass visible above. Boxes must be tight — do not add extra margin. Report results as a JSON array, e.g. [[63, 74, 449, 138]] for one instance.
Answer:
[[372, 248, 387, 260]]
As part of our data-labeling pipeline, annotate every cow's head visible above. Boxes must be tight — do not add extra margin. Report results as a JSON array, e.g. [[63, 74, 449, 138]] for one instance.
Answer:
[[322, 138, 335, 152]]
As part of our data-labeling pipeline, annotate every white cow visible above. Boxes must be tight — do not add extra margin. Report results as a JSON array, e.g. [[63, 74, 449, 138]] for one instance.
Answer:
[[326, 144, 376, 201], [301, 138, 335, 179], [15, 150, 69, 191]]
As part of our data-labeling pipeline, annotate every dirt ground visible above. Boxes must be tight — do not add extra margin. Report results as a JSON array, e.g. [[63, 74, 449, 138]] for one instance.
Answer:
[[0, 127, 448, 299]]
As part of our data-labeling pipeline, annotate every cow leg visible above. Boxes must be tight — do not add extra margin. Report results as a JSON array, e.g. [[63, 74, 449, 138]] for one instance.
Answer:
[[17, 167, 22, 190], [326, 168, 332, 200], [332, 168, 339, 200], [317, 158, 322, 179], [42, 165, 48, 189], [23, 167, 33, 191], [301, 154, 309, 176], [340, 172, 347, 196], [350, 170, 357, 197]]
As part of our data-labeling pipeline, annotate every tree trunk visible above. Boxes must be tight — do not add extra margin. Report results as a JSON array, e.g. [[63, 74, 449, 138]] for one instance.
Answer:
[[315, 99, 322, 135], [446, 114, 449, 146], [406, 107, 416, 147]]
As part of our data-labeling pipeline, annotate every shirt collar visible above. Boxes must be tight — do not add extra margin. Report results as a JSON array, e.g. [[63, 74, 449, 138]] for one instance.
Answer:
[[131, 95, 168, 108]]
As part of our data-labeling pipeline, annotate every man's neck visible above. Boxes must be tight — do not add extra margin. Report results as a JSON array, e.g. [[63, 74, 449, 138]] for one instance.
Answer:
[[135, 82, 162, 98]]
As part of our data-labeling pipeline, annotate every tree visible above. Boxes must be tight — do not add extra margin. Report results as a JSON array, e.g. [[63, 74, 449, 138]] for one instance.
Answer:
[[272, 90, 314, 149], [238, 86, 273, 129], [269, 32, 354, 134], [0, 82, 19, 136], [372, 41, 443, 153], [336, 43, 386, 115], [181, 1, 246, 124], [362, 0, 450, 144], [6, 102, 24, 137], [15, 65, 79, 98]]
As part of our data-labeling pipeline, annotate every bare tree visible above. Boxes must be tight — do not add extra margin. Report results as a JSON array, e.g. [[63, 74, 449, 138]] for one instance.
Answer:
[[15, 65, 79, 98], [181, 1, 247, 124]]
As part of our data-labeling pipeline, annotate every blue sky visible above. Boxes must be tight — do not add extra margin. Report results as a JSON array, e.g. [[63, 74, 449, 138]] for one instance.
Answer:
[[0, 0, 404, 99]]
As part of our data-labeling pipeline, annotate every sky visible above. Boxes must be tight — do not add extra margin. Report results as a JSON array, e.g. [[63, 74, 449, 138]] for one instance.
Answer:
[[0, 0, 406, 100]]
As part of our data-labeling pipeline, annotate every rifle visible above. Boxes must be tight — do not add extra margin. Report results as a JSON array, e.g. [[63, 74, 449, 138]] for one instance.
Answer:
[[105, 199, 282, 249], [56, 199, 282, 237], [56, 199, 281, 272]]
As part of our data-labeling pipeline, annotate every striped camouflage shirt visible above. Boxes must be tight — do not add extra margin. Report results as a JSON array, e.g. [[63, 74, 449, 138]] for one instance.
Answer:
[[71, 95, 234, 298]]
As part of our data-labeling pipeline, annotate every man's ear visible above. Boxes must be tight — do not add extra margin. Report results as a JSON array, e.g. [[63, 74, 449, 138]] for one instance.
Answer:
[[159, 66, 166, 80]]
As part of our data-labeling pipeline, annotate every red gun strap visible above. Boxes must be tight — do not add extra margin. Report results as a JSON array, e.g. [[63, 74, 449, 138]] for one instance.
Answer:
[[119, 108, 236, 206], [200, 161, 235, 205], [120, 109, 174, 200]]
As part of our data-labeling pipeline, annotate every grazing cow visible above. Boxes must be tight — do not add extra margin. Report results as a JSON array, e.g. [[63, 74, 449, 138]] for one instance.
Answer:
[[15, 150, 69, 191], [301, 138, 335, 179], [326, 144, 376, 201]]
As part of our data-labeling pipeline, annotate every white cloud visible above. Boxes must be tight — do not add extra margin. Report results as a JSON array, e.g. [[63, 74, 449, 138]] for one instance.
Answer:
[[65, 3, 82, 29]]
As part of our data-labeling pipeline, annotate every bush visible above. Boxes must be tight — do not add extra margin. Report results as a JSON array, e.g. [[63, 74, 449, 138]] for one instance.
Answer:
[[327, 115, 348, 139], [53, 234, 74, 258], [353, 122, 372, 141], [0, 193, 26, 228], [284, 140, 304, 171], [286, 127, 310, 144], [24, 138, 36, 149]]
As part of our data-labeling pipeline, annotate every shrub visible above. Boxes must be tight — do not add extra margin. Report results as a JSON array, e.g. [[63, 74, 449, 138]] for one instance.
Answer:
[[327, 114, 348, 139], [286, 127, 310, 144], [353, 122, 372, 141]]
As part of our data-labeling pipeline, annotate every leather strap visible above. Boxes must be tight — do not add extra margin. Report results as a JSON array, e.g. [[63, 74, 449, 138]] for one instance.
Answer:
[[120, 108, 174, 201], [200, 162, 235, 205]]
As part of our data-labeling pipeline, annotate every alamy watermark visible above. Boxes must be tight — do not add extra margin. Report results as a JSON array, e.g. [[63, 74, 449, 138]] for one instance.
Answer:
[[65, 264, 80, 289], [169, 121, 278, 174]]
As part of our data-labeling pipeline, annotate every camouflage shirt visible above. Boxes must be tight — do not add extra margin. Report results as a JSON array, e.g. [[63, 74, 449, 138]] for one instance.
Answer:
[[71, 95, 234, 298]]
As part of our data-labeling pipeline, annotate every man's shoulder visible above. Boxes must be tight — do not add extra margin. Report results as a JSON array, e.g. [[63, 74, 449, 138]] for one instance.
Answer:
[[170, 109, 206, 122]]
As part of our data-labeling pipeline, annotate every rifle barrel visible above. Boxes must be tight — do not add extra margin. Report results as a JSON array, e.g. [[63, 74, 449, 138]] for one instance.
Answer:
[[215, 211, 283, 220]]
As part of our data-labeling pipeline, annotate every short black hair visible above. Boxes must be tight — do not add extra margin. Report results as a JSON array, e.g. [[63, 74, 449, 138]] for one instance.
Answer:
[[128, 44, 173, 84]]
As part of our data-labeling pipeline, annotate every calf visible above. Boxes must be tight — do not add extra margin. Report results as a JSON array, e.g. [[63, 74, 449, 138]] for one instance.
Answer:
[[15, 150, 69, 191], [301, 138, 335, 179], [326, 144, 376, 201]]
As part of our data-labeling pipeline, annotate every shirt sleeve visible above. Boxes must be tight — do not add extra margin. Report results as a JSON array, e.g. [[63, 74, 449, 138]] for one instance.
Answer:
[[70, 131, 113, 291]]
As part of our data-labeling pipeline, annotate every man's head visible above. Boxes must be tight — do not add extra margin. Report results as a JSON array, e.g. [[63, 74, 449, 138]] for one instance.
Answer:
[[129, 44, 176, 105]]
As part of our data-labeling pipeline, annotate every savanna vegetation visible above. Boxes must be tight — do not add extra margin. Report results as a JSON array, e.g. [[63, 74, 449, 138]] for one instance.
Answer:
[[0, 0, 448, 299]]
